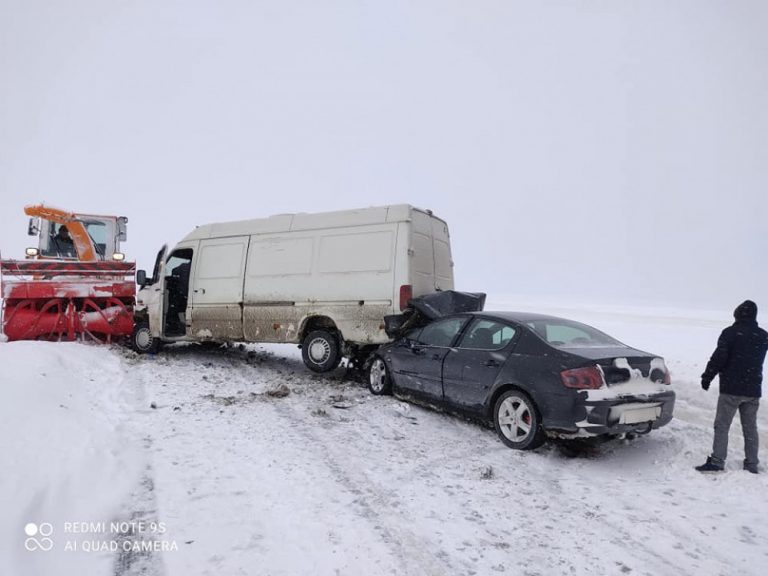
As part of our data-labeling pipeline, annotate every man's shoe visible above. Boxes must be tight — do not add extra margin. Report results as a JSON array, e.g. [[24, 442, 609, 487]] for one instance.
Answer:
[[695, 457, 724, 472], [744, 462, 759, 474]]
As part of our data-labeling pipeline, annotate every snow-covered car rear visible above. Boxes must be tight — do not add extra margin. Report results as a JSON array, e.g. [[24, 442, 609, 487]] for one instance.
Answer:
[[367, 310, 675, 450]]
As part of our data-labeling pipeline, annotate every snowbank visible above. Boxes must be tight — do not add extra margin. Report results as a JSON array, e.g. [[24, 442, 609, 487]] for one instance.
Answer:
[[0, 342, 143, 576]]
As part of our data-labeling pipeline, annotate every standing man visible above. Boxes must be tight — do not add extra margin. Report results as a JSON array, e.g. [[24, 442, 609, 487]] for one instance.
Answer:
[[696, 300, 768, 473]]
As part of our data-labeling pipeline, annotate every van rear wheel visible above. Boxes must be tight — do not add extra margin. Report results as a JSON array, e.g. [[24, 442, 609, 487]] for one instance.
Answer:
[[302, 330, 342, 372]]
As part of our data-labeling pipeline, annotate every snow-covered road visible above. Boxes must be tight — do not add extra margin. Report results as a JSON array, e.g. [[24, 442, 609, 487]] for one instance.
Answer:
[[2, 300, 767, 576]]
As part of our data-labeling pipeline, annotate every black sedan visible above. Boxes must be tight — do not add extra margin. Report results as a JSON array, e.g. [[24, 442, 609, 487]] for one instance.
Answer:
[[367, 311, 675, 450]]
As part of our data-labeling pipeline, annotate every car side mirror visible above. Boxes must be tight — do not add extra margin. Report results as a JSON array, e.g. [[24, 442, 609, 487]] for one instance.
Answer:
[[136, 269, 147, 286]]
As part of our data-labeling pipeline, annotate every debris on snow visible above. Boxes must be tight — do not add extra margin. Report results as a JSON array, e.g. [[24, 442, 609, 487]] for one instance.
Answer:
[[266, 383, 290, 398]]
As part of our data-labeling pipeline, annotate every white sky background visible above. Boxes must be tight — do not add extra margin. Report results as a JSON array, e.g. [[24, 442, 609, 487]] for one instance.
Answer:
[[1, 0, 766, 309]]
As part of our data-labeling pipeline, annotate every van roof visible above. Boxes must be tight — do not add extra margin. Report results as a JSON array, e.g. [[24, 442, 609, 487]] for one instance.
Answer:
[[181, 204, 446, 241]]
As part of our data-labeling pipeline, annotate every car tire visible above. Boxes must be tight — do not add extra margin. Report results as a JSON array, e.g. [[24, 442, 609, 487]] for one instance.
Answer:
[[131, 321, 159, 354], [493, 389, 545, 450], [367, 356, 392, 395], [302, 329, 342, 373]]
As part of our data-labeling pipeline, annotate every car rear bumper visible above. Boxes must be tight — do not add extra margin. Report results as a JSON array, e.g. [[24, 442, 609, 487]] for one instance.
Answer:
[[549, 389, 676, 438]]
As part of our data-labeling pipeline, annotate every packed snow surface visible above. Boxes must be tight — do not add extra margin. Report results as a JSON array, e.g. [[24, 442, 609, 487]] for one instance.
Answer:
[[2, 298, 767, 576]]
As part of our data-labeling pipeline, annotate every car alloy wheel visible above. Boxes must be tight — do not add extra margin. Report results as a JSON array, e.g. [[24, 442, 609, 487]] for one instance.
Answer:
[[368, 357, 392, 395], [493, 389, 545, 450]]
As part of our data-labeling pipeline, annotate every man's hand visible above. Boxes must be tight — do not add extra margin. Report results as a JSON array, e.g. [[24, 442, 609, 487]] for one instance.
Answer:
[[701, 377, 711, 391]]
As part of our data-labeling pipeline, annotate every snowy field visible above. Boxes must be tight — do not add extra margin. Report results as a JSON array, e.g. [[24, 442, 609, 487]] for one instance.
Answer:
[[2, 298, 767, 576]]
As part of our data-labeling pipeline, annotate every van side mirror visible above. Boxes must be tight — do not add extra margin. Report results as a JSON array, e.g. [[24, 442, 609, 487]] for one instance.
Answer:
[[136, 269, 147, 286]]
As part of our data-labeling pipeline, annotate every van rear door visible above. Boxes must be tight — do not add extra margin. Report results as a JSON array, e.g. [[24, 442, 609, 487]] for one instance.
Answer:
[[409, 211, 454, 298], [430, 216, 453, 291], [189, 236, 249, 340]]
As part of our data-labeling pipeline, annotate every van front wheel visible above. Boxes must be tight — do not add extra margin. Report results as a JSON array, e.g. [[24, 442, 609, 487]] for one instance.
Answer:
[[302, 330, 342, 373], [131, 321, 159, 354]]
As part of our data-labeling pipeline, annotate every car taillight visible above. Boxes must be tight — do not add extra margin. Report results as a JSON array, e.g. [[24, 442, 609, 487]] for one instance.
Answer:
[[399, 284, 413, 311], [650, 363, 672, 385], [561, 367, 605, 390]]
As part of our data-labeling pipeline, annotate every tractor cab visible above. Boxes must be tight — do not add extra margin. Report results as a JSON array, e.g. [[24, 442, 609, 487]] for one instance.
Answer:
[[26, 207, 128, 262]]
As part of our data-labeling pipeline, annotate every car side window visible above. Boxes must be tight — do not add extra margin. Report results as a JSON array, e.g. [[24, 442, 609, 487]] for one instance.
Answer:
[[545, 324, 591, 345], [415, 318, 466, 347], [459, 319, 516, 350], [404, 327, 423, 342]]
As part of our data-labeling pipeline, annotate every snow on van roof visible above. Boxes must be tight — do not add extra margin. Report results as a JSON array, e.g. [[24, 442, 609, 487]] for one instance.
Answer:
[[181, 204, 446, 241]]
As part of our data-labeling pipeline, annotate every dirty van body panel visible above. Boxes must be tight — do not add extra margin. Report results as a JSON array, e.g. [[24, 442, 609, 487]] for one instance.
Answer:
[[189, 236, 248, 340], [242, 222, 398, 344], [242, 301, 392, 343]]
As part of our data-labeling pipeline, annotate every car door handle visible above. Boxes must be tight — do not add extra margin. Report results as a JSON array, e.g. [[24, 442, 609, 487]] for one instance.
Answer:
[[484, 359, 500, 367], [194, 288, 205, 294], [431, 353, 442, 360], [411, 347, 425, 355]]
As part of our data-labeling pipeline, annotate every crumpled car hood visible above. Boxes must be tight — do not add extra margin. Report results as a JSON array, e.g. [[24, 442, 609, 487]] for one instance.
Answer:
[[384, 290, 486, 338]]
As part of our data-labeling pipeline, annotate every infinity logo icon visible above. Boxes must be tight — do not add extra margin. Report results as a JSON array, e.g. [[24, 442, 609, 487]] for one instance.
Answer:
[[24, 523, 54, 552]]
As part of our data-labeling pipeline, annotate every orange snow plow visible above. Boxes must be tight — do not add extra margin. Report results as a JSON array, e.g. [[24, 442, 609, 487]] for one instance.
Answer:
[[0, 205, 136, 343]]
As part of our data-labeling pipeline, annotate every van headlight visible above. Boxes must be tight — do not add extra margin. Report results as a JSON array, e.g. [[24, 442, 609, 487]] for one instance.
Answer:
[[112, 252, 126, 261]]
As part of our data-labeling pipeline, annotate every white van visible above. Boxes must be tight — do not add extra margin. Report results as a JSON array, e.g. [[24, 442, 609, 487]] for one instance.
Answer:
[[133, 204, 454, 371]]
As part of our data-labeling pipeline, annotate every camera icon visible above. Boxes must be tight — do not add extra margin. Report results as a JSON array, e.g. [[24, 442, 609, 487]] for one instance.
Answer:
[[24, 523, 54, 552]]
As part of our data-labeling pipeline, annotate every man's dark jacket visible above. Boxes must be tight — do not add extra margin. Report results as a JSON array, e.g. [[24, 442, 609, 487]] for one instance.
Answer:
[[702, 300, 768, 398]]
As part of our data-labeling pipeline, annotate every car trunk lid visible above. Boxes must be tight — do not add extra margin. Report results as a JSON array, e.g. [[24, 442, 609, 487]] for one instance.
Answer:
[[567, 347, 664, 384]]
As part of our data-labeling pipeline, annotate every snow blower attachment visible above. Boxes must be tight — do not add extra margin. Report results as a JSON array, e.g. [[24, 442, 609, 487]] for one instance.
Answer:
[[0, 205, 136, 343]]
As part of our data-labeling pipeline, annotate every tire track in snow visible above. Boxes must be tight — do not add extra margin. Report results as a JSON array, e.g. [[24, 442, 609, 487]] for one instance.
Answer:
[[270, 400, 470, 576], [113, 356, 166, 576]]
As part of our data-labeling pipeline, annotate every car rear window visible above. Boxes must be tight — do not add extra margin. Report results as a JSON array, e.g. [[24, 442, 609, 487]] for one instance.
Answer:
[[525, 319, 625, 348]]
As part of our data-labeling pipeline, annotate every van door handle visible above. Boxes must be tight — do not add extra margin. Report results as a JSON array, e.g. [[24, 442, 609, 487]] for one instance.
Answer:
[[194, 288, 205, 294], [484, 359, 500, 367]]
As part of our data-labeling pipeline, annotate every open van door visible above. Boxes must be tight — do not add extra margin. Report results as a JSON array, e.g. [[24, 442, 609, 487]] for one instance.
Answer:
[[146, 245, 167, 338], [189, 236, 249, 340]]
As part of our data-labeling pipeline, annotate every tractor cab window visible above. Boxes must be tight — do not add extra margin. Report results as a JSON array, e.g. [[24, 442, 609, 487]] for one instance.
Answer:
[[43, 224, 77, 259], [82, 220, 109, 258]]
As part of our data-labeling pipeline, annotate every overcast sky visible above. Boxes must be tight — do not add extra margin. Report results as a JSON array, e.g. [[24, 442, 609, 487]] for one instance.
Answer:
[[1, 1, 766, 310]]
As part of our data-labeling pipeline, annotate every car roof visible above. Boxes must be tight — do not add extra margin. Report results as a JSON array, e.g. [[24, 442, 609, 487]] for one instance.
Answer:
[[464, 311, 579, 324]]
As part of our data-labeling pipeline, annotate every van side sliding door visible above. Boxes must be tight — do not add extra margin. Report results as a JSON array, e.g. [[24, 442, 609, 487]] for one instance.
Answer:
[[189, 236, 249, 340]]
